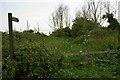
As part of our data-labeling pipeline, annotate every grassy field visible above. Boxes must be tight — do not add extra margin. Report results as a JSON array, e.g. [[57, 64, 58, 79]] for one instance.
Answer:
[[2, 31, 120, 79]]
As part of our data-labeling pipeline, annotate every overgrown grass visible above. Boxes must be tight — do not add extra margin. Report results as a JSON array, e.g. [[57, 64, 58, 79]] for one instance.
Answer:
[[61, 52, 120, 78], [2, 31, 120, 79]]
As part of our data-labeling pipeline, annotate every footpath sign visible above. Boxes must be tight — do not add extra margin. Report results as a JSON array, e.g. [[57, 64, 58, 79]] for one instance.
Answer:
[[8, 13, 19, 61]]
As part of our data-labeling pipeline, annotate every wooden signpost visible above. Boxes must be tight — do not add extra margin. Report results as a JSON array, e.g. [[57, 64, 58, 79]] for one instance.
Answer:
[[8, 13, 19, 61]]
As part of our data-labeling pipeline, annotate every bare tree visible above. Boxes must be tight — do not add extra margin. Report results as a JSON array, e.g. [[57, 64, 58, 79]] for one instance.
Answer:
[[84, 0, 104, 23], [49, 4, 70, 31], [75, 0, 102, 23], [75, 0, 117, 24]]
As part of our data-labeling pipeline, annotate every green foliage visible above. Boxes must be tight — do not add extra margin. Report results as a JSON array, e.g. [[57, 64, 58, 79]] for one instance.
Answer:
[[2, 29, 120, 80], [3, 45, 65, 79], [103, 13, 120, 31], [2, 32, 65, 79], [23, 29, 34, 33], [2, 56, 17, 79], [51, 27, 71, 38], [73, 31, 118, 51], [71, 17, 100, 37]]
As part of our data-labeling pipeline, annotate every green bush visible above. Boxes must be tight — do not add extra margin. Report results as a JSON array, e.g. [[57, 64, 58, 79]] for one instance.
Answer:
[[71, 17, 100, 37], [72, 30, 118, 51], [2, 46, 65, 79], [2, 56, 17, 79], [51, 27, 71, 38], [23, 30, 34, 33]]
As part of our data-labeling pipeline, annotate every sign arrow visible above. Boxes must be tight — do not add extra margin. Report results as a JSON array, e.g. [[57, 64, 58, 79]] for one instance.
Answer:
[[12, 17, 19, 22]]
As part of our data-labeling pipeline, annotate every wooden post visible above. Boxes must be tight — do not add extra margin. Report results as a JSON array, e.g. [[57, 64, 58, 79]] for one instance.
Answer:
[[8, 13, 14, 61], [8, 13, 19, 61]]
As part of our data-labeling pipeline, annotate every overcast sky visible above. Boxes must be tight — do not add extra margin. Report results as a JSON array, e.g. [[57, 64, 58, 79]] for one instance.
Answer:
[[0, 0, 119, 35]]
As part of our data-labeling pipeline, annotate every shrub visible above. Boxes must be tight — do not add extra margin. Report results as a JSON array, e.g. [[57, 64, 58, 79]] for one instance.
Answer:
[[2, 46, 65, 79], [51, 27, 71, 38], [2, 56, 17, 79], [23, 30, 34, 33], [71, 17, 100, 37]]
